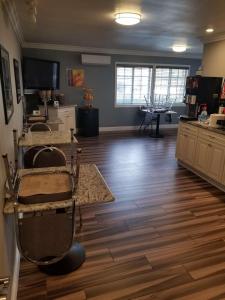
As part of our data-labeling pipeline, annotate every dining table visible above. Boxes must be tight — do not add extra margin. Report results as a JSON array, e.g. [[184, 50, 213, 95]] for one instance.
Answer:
[[140, 108, 177, 138]]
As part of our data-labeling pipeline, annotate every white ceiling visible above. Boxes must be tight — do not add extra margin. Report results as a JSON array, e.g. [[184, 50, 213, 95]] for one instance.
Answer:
[[15, 0, 225, 57]]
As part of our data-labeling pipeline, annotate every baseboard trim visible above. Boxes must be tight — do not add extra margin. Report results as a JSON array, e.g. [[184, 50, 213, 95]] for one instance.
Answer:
[[10, 247, 20, 300], [99, 124, 178, 132]]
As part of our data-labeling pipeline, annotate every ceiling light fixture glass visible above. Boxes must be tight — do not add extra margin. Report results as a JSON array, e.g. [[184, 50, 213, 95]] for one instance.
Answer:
[[115, 12, 141, 26], [26, 0, 38, 23], [206, 27, 214, 33], [172, 45, 187, 53]]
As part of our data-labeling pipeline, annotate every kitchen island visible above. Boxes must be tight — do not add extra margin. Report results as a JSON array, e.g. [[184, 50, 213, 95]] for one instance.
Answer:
[[176, 120, 225, 192]]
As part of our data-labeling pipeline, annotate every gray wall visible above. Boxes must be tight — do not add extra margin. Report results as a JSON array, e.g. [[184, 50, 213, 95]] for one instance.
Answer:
[[203, 40, 225, 77], [23, 48, 201, 127], [0, 1, 23, 286]]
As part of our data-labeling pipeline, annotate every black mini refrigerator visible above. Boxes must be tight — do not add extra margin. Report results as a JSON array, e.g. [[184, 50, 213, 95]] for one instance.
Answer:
[[77, 107, 99, 137], [184, 76, 223, 118]]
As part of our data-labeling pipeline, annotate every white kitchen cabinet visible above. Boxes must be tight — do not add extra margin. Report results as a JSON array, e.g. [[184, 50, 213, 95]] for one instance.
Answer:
[[176, 121, 225, 187], [195, 137, 224, 182], [194, 138, 209, 174], [176, 132, 197, 165], [176, 124, 197, 166], [207, 143, 224, 182], [176, 131, 186, 161], [38, 105, 76, 132], [183, 133, 197, 166]]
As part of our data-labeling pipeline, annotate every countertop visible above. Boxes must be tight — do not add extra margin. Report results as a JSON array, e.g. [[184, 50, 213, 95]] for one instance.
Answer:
[[181, 120, 225, 136], [39, 105, 77, 110], [4, 164, 115, 214], [19, 130, 78, 147]]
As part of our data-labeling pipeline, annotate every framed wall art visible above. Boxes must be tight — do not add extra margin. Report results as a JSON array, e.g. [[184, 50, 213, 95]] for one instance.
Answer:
[[13, 58, 22, 104], [67, 68, 85, 87], [0, 45, 14, 124]]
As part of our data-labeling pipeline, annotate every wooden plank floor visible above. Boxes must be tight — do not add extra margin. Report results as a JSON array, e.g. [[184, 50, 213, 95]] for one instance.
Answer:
[[18, 130, 225, 300]]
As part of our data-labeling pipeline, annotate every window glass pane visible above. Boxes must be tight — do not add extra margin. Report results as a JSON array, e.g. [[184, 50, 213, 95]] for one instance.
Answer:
[[134, 68, 142, 76], [133, 67, 151, 102], [125, 78, 132, 85], [142, 69, 149, 76], [117, 68, 124, 76], [125, 86, 132, 94], [125, 68, 132, 76], [141, 77, 148, 85]]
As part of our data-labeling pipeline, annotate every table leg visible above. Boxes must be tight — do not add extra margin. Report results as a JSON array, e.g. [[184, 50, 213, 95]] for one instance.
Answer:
[[149, 114, 164, 138], [139, 114, 145, 131]]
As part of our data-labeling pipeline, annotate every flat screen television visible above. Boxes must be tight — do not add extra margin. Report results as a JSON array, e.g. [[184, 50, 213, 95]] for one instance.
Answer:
[[23, 57, 60, 89]]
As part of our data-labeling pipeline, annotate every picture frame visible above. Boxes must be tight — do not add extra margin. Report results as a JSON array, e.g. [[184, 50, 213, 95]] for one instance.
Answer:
[[13, 58, 22, 104], [0, 45, 14, 124]]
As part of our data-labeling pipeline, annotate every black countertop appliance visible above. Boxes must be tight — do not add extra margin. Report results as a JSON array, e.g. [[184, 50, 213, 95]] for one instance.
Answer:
[[184, 76, 223, 119]]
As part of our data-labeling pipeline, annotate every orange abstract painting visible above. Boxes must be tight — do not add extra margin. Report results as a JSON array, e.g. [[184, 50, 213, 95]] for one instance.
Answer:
[[67, 68, 85, 87]]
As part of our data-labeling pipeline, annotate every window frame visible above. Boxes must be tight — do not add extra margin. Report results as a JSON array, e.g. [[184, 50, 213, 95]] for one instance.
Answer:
[[114, 62, 190, 108]]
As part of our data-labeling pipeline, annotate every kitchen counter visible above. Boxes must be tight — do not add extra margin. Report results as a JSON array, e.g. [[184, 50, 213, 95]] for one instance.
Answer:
[[19, 130, 78, 147], [176, 121, 225, 193], [182, 120, 225, 136], [38, 104, 77, 109]]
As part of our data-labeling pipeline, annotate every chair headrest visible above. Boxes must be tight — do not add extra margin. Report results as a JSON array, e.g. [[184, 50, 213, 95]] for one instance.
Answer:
[[30, 123, 51, 132], [33, 147, 66, 168]]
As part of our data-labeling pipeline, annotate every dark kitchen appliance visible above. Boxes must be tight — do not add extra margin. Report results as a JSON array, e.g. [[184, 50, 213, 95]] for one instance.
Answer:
[[183, 76, 223, 119]]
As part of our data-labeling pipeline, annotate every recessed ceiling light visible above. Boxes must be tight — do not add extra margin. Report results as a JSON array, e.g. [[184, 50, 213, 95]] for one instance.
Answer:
[[206, 27, 214, 33], [172, 45, 187, 53], [115, 12, 141, 26]]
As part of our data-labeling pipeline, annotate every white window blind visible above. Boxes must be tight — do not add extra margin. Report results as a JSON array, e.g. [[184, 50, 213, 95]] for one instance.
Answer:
[[115, 64, 189, 106], [116, 65, 153, 105], [154, 67, 189, 106]]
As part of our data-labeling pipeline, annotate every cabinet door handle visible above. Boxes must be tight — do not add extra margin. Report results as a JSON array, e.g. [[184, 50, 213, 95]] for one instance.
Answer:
[[0, 277, 9, 290], [184, 134, 188, 137], [207, 135, 215, 139]]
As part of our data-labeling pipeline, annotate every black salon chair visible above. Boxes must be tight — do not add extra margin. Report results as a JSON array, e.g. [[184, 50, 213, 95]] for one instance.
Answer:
[[32, 146, 83, 228], [23, 123, 51, 168], [33, 147, 66, 168], [23, 146, 47, 168], [30, 122, 51, 132], [13, 147, 85, 275]]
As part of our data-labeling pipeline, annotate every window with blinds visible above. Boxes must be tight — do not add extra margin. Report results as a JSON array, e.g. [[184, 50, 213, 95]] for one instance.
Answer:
[[115, 64, 189, 106], [154, 67, 189, 106], [116, 66, 153, 105]]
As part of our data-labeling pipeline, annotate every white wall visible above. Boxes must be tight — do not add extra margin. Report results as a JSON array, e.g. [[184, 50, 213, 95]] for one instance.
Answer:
[[0, 0, 23, 284], [202, 39, 225, 76]]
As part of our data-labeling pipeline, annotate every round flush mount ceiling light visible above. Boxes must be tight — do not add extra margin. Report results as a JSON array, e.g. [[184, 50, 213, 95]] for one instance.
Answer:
[[172, 45, 187, 53], [115, 12, 141, 26], [206, 27, 214, 33]]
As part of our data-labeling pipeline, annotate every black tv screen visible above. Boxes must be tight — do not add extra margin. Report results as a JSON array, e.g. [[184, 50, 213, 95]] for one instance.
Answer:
[[23, 57, 60, 89]]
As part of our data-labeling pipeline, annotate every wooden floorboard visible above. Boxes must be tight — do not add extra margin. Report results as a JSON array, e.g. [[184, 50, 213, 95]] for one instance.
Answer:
[[17, 129, 225, 300]]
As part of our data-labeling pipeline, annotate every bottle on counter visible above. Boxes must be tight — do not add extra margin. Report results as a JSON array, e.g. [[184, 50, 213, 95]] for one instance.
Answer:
[[198, 104, 208, 122], [219, 100, 225, 114]]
